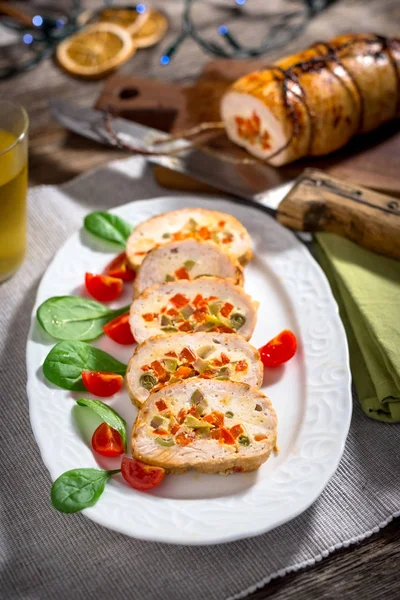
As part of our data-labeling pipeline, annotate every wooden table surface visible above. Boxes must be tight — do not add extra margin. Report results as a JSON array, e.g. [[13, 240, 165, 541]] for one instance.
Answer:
[[1, 0, 399, 598]]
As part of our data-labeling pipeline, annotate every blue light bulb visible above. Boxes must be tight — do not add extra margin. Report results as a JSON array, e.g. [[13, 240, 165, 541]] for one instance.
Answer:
[[136, 4, 146, 14], [160, 55, 170, 66], [32, 15, 43, 27], [218, 25, 228, 35], [23, 33, 33, 44]]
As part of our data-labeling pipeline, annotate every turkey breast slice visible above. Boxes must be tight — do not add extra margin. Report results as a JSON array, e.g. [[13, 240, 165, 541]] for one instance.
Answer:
[[133, 239, 244, 298], [131, 379, 277, 474], [126, 331, 264, 407], [221, 83, 305, 166], [126, 208, 252, 270], [129, 277, 258, 344]]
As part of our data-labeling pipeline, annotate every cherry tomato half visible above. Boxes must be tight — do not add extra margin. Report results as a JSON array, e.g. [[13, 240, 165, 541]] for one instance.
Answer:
[[121, 457, 165, 491], [85, 273, 123, 302], [92, 422, 124, 457], [82, 371, 124, 397], [104, 252, 135, 282], [259, 329, 298, 368], [103, 313, 135, 345]]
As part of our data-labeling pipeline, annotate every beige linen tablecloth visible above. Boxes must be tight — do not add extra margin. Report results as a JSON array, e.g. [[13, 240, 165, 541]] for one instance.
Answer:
[[0, 157, 399, 599]]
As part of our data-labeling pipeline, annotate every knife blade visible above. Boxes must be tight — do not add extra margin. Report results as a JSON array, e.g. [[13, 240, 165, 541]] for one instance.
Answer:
[[49, 99, 294, 211], [49, 99, 400, 260]]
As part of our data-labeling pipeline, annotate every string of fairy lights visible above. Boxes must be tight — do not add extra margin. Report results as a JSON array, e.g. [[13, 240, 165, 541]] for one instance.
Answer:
[[159, 0, 329, 65], [0, 0, 82, 79], [0, 0, 334, 79]]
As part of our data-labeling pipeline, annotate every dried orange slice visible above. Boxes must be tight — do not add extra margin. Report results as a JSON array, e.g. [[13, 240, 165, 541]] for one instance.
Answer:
[[132, 9, 168, 48], [97, 7, 149, 35], [56, 23, 136, 79]]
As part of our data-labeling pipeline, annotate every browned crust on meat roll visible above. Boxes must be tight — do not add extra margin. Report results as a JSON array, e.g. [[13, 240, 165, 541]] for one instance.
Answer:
[[221, 34, 400, 166]]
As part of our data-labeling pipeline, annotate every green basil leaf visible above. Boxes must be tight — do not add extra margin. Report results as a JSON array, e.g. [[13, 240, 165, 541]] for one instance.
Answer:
[[84, 212, 133, 247], [51, 468, 120, 513], [37, 296, 130, 341], [76, 397, 127, 450], [43, 341, 127, 390]]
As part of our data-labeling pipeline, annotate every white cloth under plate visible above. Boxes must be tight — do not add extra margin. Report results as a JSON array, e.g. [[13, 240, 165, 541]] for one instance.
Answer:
[[0, 157, 399, 600]]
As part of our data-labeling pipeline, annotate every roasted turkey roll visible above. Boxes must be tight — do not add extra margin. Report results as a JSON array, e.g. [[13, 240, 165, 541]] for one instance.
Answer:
[[133, 239, 244, 297], [129, 278, 258, 343], [126, 208, 252, 269], [131, 379, 277, 474], [126, 331, 263, 407], [221, 33, 400, 166]]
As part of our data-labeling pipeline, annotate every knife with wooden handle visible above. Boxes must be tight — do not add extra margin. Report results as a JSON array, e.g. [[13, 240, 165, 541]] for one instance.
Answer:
[[49, 99, 400, 260], [278, 169, 400, 260]]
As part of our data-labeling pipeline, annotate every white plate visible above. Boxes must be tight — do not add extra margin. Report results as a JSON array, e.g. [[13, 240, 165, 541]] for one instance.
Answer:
[[26, 195, 352, 545]]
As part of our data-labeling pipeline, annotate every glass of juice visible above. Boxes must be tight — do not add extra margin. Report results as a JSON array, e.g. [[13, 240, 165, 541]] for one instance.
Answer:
[[0, 101, 29, 282]]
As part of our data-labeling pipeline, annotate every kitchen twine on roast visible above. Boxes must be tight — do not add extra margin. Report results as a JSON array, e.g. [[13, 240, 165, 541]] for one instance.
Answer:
[[103, 107, 297, 166], [103, 111, 260, 165]]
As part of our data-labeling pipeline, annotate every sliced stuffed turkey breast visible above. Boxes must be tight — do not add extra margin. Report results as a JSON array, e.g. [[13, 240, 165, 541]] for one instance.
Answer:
[[221, 34, 400, 166], [129, 278, 258, 344], [131, 379, 277, 474], [126, 331, 263, 407], [133, 239, 244, 297], [126, 208, 252, 269]]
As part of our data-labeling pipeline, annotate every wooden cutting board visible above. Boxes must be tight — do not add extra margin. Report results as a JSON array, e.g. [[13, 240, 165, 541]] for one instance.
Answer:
[[95, 59, 400, 196]]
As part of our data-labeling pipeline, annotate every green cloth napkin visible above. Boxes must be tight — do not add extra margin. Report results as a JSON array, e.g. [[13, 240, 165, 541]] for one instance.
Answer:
[[314, 233, 400, 423]]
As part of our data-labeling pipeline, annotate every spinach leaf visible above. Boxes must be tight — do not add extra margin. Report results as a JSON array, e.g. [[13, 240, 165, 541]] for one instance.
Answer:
[[84, 212, 133, 247], [77, 397, 127, 450], [43, 341, 127, 390], [51, 468, 120, 513], [37, 296, 130, 341]]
